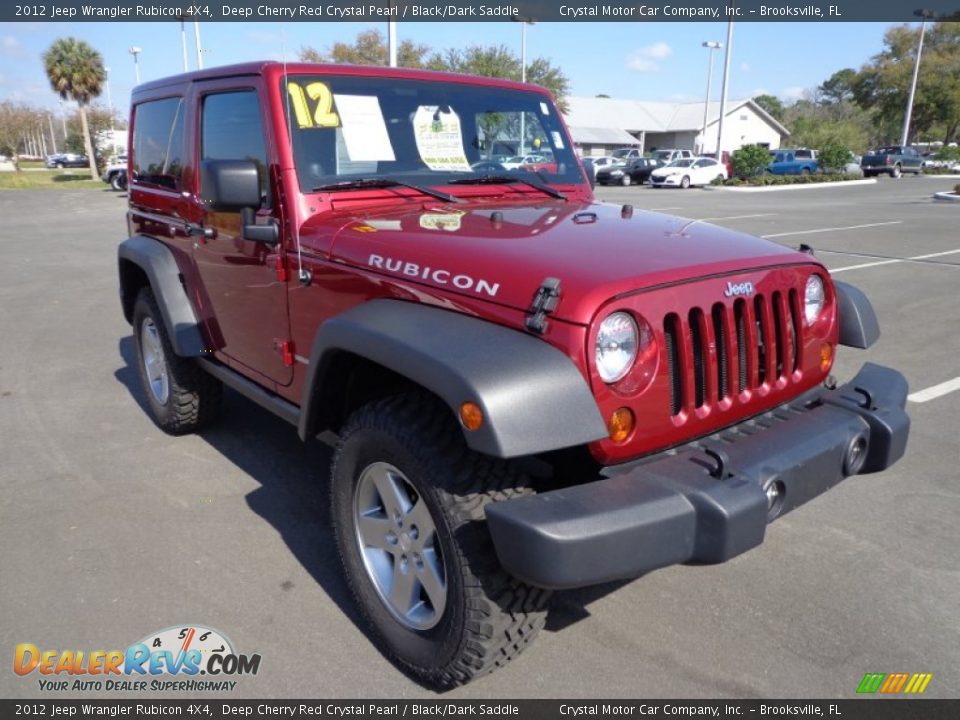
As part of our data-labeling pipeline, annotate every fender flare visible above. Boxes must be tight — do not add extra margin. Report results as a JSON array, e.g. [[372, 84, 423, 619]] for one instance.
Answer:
[[834, 281, 880, 349], [299, 300, 608, 458], [117, 236, 207, 357]]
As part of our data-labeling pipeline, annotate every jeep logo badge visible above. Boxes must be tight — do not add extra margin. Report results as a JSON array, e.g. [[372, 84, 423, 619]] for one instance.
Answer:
[[724, 281, 754, 297]]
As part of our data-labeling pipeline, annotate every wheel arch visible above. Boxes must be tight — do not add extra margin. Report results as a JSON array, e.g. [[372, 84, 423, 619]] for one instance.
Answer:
[[118, 236, 207, 357], [299, 300, 608, 458]]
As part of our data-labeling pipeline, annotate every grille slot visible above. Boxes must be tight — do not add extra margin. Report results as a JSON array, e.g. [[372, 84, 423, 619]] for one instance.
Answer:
[[712, 303, 729, 400], [754, 296, 767, 386], [788, 288, 801, 372], [772, 291, 786, 378], [664, 313, 683, 415], [689, 308, 706, 408], [734, 299, 748, 393]]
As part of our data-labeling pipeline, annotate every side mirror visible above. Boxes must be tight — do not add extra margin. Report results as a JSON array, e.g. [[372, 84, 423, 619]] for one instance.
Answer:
[[199, 159, 278, 246], [200, 159, 261, 211]]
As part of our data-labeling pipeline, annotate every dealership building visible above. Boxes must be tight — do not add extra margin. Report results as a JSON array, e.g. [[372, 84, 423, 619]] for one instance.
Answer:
[[563, 96, 791, 156]]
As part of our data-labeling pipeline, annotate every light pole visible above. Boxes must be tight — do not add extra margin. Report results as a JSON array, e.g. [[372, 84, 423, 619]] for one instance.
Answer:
[[388, 2, 397, 68], [129, 46, 142, 85], [512, 15, 536, 154], [716, 16, 735, 156], [700, 41, 722, 154], [901, 9, 936, 147], [104, 66, 118, 157], [193, 22, 204, 70], [180, 20, 189, 72]]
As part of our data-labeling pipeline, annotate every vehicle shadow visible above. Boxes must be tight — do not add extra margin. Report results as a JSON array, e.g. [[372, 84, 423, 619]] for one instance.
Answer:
[[114, 337, 362, 632], [115, 336, 626, 683]]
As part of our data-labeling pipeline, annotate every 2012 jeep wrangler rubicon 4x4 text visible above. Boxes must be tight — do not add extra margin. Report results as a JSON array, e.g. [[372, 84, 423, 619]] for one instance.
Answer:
[[117, 62, 909, 688]]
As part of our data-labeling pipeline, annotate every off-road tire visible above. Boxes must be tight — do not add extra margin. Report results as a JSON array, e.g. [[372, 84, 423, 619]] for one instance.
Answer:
[[330, 393, 551, 689], [132, 287, 221, 434]]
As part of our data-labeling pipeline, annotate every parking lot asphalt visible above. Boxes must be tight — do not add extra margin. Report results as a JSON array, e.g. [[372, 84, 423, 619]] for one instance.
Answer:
[[1, 177, 958, 700]]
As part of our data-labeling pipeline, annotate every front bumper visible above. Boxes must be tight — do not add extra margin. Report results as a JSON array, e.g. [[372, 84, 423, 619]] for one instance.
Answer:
[[486, 363, 910, 589]]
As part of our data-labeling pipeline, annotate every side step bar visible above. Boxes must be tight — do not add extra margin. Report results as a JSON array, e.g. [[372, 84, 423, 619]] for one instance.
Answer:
[[197, 358, 300, 427]]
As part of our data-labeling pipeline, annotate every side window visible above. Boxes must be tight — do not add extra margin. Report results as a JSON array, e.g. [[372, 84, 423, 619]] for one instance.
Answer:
[[201, 90, 268, 199], [132, 97, 184, 191]]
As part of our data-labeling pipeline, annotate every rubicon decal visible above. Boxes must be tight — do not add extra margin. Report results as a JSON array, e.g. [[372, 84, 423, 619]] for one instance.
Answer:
[[13, 625, 261, 692], [856, 672, 933, 694], [368, 254, 500, 297]]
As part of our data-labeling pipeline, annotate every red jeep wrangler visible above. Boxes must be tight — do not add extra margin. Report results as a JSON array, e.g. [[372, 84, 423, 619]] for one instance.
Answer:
[[118, 62, 909, 688]]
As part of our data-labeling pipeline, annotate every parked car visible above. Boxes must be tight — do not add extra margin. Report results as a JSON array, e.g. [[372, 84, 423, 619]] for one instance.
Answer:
[[596, 157, 663, 186], [650, 148, 694, 164], [101, 155, 128, 190], [45, 153, 88, 169], [585, 156, 624, 172], [768, 149, 819, 175], [650, 157, 727, 188], [501, 154, 552, 171], [611, 147, 643, 161], [861, 146, 924, 178], [703, 150, 734, 178]]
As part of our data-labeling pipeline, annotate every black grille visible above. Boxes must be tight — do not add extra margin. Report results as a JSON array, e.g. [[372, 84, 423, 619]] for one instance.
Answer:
[[664, 313, 682, 415]]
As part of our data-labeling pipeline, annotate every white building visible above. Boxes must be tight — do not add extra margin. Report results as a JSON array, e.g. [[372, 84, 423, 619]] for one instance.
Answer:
[[564, 96, 790, 156]]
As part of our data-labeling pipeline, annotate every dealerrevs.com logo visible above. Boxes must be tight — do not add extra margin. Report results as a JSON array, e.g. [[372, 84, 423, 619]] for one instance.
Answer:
[[14, 625, 261, 692]]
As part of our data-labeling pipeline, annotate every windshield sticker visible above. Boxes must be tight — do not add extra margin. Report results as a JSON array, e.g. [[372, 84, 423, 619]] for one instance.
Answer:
[[413, 106, 471, 172], [419, 210, 465, 232], [540, 102, 550, 116], [286, 81, 340, 129], [551, 131, 565, 149], [333, 94, 395, 162]]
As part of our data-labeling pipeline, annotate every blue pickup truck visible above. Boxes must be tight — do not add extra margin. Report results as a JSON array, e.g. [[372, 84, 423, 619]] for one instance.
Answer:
[[768, 148, 819, 175], [861, 146, 924, 178]]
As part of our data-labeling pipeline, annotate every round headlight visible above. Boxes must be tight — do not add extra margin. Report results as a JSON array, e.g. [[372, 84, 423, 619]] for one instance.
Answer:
[[804, 275, 825, 324], [596, 312, 638, 383]]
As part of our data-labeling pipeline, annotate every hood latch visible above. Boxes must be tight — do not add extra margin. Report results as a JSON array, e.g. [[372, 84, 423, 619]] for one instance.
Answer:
[[525, 277, 561, 334]]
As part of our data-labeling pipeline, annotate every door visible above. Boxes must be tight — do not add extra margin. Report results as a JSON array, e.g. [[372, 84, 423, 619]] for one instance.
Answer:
[[192, 84, 293, 385]]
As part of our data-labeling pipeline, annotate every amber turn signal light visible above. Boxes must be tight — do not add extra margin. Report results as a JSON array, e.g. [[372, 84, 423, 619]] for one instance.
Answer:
[[819, 343, 834, 372], [459, 402, 484, 431], [608, 407, 635, 444]]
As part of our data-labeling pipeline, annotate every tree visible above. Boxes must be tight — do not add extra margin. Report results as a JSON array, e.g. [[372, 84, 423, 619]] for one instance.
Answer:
[[0, 101, 41, 171], [300, 32, 571, 111], [753, 94, 785, 122], [817, 141, 854, 173], [818, 68, 858, 105], [300, 29, 430, 68], [42, 37, 105, 178], [852, 22, 960, 145]]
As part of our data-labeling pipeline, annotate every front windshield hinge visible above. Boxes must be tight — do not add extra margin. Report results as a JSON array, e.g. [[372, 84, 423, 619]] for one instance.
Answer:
[[525, 277, 561, 334]]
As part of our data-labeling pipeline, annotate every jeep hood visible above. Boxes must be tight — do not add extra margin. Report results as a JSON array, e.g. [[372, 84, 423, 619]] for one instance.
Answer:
[[305, 198, 816, 326]]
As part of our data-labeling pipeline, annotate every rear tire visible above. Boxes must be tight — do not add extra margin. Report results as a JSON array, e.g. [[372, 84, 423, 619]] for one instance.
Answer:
[[891, 164, 902, 178], [331, 393, 550, 689], [132, 288, 221, 434]]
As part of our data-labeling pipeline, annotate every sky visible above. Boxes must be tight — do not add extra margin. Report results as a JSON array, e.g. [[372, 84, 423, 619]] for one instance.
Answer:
[[0, 20, 908, 116]]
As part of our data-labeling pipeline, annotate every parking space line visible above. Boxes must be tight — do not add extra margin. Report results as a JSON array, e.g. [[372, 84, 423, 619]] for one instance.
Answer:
[[646, 207, 683, 211], [908, 377, 960, 403], [831, 248, 960, 273], [696, 213, 778, 221], [762, 221, 902, 239]]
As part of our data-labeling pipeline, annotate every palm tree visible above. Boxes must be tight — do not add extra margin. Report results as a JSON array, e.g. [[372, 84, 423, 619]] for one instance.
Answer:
[[43, 38, 106, 179]]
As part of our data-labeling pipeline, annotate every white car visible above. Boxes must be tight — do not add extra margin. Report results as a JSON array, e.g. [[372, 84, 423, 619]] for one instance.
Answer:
[[500, 154, 547, 170], [650, 157, 727, 189], [584, 156, 624, 172]]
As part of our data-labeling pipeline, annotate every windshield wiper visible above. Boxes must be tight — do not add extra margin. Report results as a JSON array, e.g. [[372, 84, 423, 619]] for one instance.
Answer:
[[313, 177, 462, 204], [448, 173, 566, 200]]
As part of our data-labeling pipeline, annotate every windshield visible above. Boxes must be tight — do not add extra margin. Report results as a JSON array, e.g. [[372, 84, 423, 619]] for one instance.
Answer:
[[283, 74, 584, 191]]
